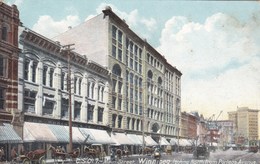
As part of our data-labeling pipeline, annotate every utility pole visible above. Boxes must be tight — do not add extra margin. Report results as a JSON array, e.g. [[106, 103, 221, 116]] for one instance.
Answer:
[[62, 43, 75, 152]]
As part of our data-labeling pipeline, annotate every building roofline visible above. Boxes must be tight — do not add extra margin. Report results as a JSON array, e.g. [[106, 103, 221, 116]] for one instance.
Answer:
[[102, 6, 182, 76]]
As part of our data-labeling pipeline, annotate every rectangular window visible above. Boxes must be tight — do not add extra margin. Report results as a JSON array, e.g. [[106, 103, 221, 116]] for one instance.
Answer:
[[118, 49, 122, 61], [134, 45, 138, 56], [1, 26, 7, 41], [118, 98, 122, 110], [118, 81, 122, 94], [24, 90, 36, 113], [61, 98, 68, 118], [78, 78, 82, 95], [130, 103, 133, 113], [74, 77, 77, 94], [118, 30, 122, 43], [112, 79, 117, 92], [87, 104, 94, 121], [74, 101, 81, 120], [112, 45, 116, 58], [139, 64, 142, 74], [126, 101, 129, 112], [139, 49, 142, 59], [49, 68, 54, 87], [0, 57, 5, 77], [112, 25, 117, 39], [0, 87, 5, 109], [32, 62, 37, 82], [24, 60, 29, 80], [43, 100, 54, 116], [98, 107, 104, 122], [61, 72, 65, 90], [43, 66, 47, 85], [135, 61, 138, 71], [130, 58, 133, 69], [135, 104, 138, 114], [126, 55, 128, 66], [112, 96, 116, 109]]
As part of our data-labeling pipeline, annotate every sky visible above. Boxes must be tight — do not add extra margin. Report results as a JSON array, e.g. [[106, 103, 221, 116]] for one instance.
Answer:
[[5, 0, 260, 120]]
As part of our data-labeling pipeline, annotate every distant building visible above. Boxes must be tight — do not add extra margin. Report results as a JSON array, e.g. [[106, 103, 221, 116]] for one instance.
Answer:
[[54, 6, 182, 140], [180, 112, 198, 140], [197, 115, 208, 145], [215, 120, 233, 146], [228, 107, 259, 143]]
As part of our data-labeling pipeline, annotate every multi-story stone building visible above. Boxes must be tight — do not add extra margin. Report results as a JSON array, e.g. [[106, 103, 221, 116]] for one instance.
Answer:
[[18, 28, 110, 128], [228, 107, 259, 143], [0, 2, 20, 124], [54, 6, 182, 141]]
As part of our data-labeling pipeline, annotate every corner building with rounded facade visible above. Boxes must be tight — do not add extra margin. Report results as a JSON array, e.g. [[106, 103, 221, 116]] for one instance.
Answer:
[[54, 7, 182, 141]]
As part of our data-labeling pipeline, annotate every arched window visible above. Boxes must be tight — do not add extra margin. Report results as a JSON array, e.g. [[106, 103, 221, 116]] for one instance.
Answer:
[[147, 70, 153, 79], [87, 78, 95, 99], [118, 115, 123, 128], [158, 77, 162, 86], [112, 64, 121, 77]]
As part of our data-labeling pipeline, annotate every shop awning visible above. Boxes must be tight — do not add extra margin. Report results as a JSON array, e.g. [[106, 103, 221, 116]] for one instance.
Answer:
[[64, 126, 85, 144], [0, 123, 22, 143], [178, 139, 192, 146], [127, 134, 142, 145], [137, 135, 158, 146], [170, 138, 178, 145], [48, 124, 69, 143], [111, 132, 133, 145], [23, 122, 57, 142], [79, 128, 114, 144], [159, 137, 170, 146]]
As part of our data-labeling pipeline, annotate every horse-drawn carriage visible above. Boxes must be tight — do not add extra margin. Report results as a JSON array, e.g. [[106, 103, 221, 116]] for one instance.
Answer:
[[12, 149, 46, 164], [49, 145, 80, 163], [139, 146, 154, 155], [83, 144, 106, 161]]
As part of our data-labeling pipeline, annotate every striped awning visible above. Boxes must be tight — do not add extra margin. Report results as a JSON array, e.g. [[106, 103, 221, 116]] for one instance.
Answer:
[[0, 123, 22, 143], [48, 124, 69, 143], [159, 137, 170, 146], [127, 134, 142, 145], [64, 126, 85, 143], [79, 128, 114, 144], [23, 122, 57, 142], [111, 132, 133, 145], [137, 135, 158, 146]]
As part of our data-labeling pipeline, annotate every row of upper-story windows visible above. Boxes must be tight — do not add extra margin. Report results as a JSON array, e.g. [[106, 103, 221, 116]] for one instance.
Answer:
[[111, 25, 143, 74], [126, 71, 142, 87], [147, 53, 163, 72], [23, 58, 105, 102]]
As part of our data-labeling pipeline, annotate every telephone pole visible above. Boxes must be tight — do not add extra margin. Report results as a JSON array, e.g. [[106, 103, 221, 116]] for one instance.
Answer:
[[62, 43, 75, 152]]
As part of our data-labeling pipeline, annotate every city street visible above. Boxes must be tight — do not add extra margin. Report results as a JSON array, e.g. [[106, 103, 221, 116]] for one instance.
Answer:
[[105, 149, 259, 164]]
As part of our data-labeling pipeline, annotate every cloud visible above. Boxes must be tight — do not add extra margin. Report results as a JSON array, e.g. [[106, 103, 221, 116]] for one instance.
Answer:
[[32, 15, 80, 39], [157, 12, 260, 119]]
